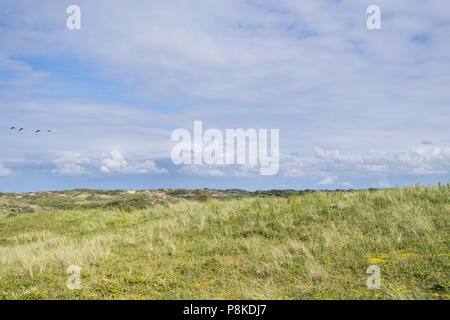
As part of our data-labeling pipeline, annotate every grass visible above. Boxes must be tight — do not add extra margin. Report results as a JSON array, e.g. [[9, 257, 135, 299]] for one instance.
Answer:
[[0, 185, 448, 300]]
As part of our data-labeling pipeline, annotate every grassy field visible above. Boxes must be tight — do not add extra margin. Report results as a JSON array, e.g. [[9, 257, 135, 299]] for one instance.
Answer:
[[0, 185, 448, 300]]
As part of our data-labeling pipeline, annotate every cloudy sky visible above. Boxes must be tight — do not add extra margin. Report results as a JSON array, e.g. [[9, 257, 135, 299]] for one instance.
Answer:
[[0, 0, 449, 192]]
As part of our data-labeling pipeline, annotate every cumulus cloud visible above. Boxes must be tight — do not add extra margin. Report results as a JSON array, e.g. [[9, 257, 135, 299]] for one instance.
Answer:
[[100, 150, 128, 173], [0, 163, 11, 176], [282, 147, 450, 179], [48, 150, 167, 175], [318, 176, 335, 186], [52, 163, 87, 175], [174, 146, 450, 182], [51, 153, 90, 175], [100, 150, 167, 174]]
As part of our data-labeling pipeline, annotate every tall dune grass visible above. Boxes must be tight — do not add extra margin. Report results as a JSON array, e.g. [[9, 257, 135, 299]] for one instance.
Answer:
[[0, 185, 448, 299]]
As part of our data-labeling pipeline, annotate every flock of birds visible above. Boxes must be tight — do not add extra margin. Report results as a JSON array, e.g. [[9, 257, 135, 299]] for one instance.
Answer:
[[10, 127, 51, 133]]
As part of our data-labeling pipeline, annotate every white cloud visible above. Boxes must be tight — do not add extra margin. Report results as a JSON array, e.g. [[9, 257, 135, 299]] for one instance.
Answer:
[[52, 163, 86, 175], [282, 146, 450, 179], [44, 145, 449, 180], [100, 149, 167, 174], [130, 160, 168, 174], [179, 165, 226, 177], [51, 153, 89, 175], [178, 162, 264, 177], [172, 146, 450, 180], [0, 163, 11, 176], [318, 176, 335, 186], [100, 149, 128, 173], [341, 182, 353, 188], [48, 150, 167, 175], [281, 158, 305, 178]]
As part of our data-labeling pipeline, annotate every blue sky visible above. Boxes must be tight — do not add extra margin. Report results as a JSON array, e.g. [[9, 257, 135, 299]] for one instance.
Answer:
[[0, 0, 449, 192]]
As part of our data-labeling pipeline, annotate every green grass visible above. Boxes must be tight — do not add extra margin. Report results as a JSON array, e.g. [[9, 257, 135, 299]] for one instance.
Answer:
[[0, 185, 448, 300]]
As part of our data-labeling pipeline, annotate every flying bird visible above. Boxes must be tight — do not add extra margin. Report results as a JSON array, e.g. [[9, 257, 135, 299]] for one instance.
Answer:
[[47, 130, 52, 133], [19, 128, 24, 132], [10, 127, 16, 130], [35, 130, 41, 133]]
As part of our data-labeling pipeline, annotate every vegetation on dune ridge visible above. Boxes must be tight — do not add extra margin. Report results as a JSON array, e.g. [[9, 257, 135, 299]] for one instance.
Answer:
[[0, 185, 448, 299], [0, 188, 318, 215]]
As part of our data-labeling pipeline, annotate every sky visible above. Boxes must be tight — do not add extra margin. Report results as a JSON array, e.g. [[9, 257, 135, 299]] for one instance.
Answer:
[[0, 0, 449, 192]]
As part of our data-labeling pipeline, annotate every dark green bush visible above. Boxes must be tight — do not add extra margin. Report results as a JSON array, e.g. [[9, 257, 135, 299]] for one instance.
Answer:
[[198, 193, 211, 202]]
